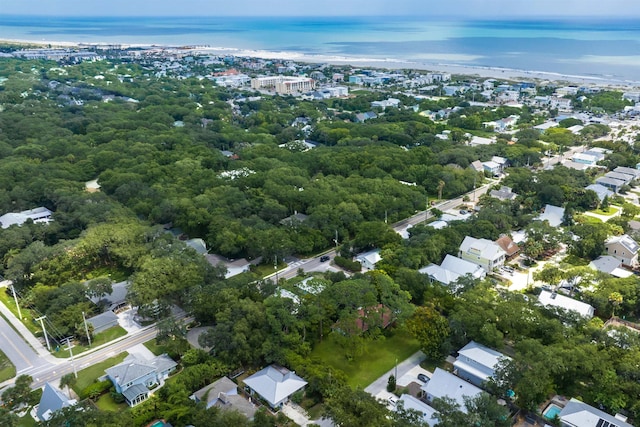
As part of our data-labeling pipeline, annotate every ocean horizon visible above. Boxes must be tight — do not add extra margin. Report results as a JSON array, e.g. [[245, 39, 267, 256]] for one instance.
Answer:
[[1, 15, 640, 83]]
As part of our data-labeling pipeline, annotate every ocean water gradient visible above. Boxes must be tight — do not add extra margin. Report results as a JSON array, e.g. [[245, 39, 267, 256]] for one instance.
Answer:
[[1, 15, 639, 81]]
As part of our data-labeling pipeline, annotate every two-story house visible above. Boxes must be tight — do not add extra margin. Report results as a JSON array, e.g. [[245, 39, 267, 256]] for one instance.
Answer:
[[453, 341, 511, 388], [458, 236, 506, 272], [605, 234, 639, 267], [105, 354, 177, 407]]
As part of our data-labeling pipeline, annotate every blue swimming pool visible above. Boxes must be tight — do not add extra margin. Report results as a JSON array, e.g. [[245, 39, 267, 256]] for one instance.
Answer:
[[543, 403, 563, 420]]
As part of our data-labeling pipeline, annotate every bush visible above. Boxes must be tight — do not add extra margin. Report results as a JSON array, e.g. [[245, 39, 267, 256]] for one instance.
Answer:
[[81, 380, 112, 400], [111, 391, 125, 403], [387, 375, 396, 392], [333, 256, 362, 272], [291, 390, 304, 404]]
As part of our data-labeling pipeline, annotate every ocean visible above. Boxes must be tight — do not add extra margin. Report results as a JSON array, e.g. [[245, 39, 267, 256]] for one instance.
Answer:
[[1, 15, 640, 83]]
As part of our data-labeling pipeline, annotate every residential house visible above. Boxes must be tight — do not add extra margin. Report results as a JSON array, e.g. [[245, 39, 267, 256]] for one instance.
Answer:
[[396, 394, 439, 427], [458, 236, 506, 272], [189, 376, 257, 419], [105, 354, 177, 407], [535, 204, 565, 227], [89, 280, 129, 312], [605, 234, 639, 267], [482, 161, 502, 175], [558, 398, 634, 427], [243, 365, 307, 409], [489, 186, 517, 201], [469, 160, 484, 173], [205, 254, 253, 279], [613, 166, 640, 181], [533, 121, 558, 133], [595, 176, 627, 193], [589, 256, 633, 279], [538, 290, 595, 319], [421, 368, 483, 412], [86, 310, 119, 334], [0, 206, 53, 229], [355, 111, 377, 122], [470, 136, 495, 147], [419, 255, 486, 289], [572, 152, 599, 166], [356, 249, 382, 270], [280, 212, 309, 226], [495, 235, 520, 259], [491, 156, 508, 172], [453, 341, 511, 388], [36, 382, 77, 422], [585, 184, 613, 202], [371, 98, 400, 109]]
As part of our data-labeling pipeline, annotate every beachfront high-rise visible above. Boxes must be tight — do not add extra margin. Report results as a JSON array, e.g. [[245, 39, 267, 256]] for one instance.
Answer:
[[251, 76, 315, 94]]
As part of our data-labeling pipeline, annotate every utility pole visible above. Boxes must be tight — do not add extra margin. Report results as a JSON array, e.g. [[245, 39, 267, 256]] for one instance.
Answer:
[[274, 255, 278, 285], [334, 230, 339, 247], [65, 337, 77, 378], [385, 210, 388, 224], [473, 175, 477, 202], [82, 311, 92, 348], [425, 196, 429, 222], [35, 316, 51, 351], [10, 283, 22, 320]]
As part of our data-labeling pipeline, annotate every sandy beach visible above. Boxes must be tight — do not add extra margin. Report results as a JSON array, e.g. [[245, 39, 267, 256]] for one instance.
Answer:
[[2, 37, 639, 88]]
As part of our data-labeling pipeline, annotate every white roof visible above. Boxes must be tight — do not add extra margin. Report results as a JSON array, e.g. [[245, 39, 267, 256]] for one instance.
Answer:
[[538, 290, 595, 318], [585, 184, 613, 202], [536, 204, 565, 227], [0, 206, 53, 229], [356, 249, 382, 265], [459, 236, 506, 261], [560, 398, 634, 427], [422, 368, 483, 412], [606, 234, 640, 255], [427, 220, 449, 229], [244, 365, 307, 407], [441, 255, 485, 278], [397, 394, 439, 426]]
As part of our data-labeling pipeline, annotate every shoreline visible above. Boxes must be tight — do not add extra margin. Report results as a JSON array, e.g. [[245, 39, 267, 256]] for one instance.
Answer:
[[2, 37, 639, 88]]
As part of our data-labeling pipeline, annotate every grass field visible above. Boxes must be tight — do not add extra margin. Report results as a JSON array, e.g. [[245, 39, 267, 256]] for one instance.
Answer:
[[72, 352, 128, 395], [54, 326, 128, 358], [310, 327, 420, 389], [143, 338, 170, 356], [590, 206, 620, 216], [0, 291, 41, 336], [0, 349, 16, 382], [95, 393, 127, 412]]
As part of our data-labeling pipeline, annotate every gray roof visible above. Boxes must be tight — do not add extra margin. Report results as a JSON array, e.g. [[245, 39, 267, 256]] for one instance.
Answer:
[[87, 311, 118, 331], [585, 184, 614, 202], [106, 354, 177, 389], [90, 280, 129, 310], [453, 341, 511, 384], [37, 382, 76, 421], [489, 186, 517, 201], [589, 256, 622, 275], [607, 234, 640, 255], [559, 398, 634, 427], [190, 377, 237, 407], [122, 383, 149, 402], [421, 368, 482, 412], [606, 171, 633, 183], [613, 166, 640, 179], [186, 238, 208, 255], [243, 365, 307, 407], [536, 204, 565, 227]]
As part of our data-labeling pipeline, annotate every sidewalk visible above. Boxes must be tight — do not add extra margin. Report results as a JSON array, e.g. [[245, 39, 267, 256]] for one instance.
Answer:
[[0, 281, 58, 364]]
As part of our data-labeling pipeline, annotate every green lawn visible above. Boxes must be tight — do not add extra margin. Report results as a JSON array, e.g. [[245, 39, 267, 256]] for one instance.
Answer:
[[310, 327, 421, 389], [143, 338, 170, 356], [54, 326, 127, 358], [590, 206, 620, 216], [0, 349, 16, 382], [17, 415, 39, 427], [72, 352, 128, 395], [251, 261, 287, 278], [0, 291, 41, 336], [576, 214, 602, 224], [95, 393, 127, 412]]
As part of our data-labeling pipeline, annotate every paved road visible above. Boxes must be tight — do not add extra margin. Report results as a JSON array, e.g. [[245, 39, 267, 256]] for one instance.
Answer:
[[0, 314, 46, 374]]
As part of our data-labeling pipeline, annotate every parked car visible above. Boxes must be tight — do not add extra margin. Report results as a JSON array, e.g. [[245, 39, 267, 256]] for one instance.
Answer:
[[417, 373, 429, 383], [388, 396, 398, 407], [320, 255, 330, 262]]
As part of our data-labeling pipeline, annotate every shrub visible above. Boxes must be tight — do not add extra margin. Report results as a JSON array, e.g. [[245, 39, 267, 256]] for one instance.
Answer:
[[333, 256, 362, 272], [81, 380, 112, 400]]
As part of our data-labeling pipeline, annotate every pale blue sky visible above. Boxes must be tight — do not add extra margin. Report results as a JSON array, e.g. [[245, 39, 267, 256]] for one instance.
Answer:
[[2, 0, 639, 17]]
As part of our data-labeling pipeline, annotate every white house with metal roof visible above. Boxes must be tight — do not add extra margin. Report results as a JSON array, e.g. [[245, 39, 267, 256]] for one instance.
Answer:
[[458, 236, 506, 272], [396, 394, 439, 426], [243, 365, 307, 409], [421, 368, 483, 413], [453, 341, 511, 388], [589, 256, 633, 278], [0, 206, 53, 229], [585, 184, 614, 202], [538, 290, 595, 319], [605, 234, 639, 267], [559, 398, 634, 427], [536, 204, 565, 227], [356, 249, 382, 271], [419, 255, 486, 289]]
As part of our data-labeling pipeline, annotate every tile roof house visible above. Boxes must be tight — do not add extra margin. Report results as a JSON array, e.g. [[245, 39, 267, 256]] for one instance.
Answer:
[[559, 398, 634, 427], [538, 290, 595, 319], [536, 204, 565, 227], [453, 341, 511, 388], [419, 254, 486, 289], [106, 354, 177, 407], [421, 368, 483, 413], [36, 382, 77, 422], [243, 365, 307, 409], [459, 236, 506, 272], [605, 234, 639, 267], [589, 256, 633, 278], [495, 235, 520, 259]]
